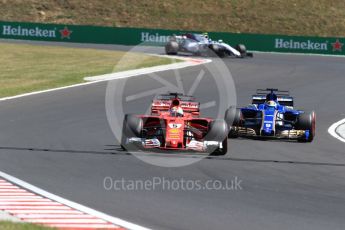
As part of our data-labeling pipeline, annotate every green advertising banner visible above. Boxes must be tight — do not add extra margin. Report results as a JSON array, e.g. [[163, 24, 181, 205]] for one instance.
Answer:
[[0, 21, 344, 55], [209, 32, 345, 55]]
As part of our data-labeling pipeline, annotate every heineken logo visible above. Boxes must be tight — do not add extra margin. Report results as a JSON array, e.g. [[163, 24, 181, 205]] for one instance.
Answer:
[[275, 38, 328, 51], [275, 38, 344, 52], [2, 25, 72, 40], [331, 39, 343, 52], [141, 32, 171, 43], [59, 26, 73, 39]]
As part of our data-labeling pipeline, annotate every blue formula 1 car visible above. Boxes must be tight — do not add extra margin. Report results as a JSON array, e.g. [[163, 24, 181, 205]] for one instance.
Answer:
[[225, 89, 316, 142]]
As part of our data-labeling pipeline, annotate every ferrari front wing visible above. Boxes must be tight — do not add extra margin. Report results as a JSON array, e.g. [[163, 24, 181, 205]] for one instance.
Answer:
[[125, 137, 221, 152]]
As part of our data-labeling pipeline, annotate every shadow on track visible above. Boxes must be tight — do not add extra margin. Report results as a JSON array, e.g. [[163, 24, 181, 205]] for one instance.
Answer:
[[1, 145, 345, 167], [0, 145, 127, 155]]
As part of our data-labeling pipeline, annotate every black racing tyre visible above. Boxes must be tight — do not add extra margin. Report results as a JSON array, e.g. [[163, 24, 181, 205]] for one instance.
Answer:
[[225, 106, 241, 126], [165, 41, 179, 55], [121, 114, 143, 150], [296, 111, 316, 142], [216, 49, 226, 58], [210, 138, 228, 156], [235, 44, 247, 56], [209, 44, 219, 52], [209, 44, 225, 57], [225, 106, 242, 138], [205, 119, 229, 142]]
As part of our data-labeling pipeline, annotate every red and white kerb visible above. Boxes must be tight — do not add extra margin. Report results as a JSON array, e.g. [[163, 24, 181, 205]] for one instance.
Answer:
[[0, 178, 125, 230]]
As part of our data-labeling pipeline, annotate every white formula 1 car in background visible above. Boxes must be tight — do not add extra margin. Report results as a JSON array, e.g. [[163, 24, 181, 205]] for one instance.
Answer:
[[165, 33, 253, 58]]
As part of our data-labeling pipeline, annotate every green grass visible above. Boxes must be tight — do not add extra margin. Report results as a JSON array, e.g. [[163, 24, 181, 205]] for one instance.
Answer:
[[0, 42, 176, 98], [0, 0, 345, 36], [0, 221, 55, 230]]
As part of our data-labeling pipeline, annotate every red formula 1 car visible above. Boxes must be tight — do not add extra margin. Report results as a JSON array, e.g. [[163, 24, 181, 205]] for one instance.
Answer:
[[121, 93, 228, 155]]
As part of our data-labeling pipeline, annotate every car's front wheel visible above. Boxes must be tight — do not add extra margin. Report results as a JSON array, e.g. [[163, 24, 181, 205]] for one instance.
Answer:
[[210, 138, 228, 156], [235, 44, 247, 57], [121, 114, 143, 150], [296, 111, 316, 142], [225, 106, 242, 138]]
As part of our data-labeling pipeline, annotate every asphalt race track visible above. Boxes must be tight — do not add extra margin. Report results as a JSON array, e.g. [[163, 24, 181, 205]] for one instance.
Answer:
[[1, 42, 345, 230]]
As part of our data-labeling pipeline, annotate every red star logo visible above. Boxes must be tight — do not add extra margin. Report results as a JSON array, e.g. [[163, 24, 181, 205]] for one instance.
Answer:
[[331, 39, 343, 52], [59, 26, 72, 39]]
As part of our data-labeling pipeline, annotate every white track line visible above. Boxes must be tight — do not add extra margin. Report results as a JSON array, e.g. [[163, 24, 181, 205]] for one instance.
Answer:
[[0, 56, 209, 103], [0, 171, 151, 230], [328, 118, 345, 143], [0, 49, 341, 103], [0, 81, 102, 102], [252, 50, 345, 58], [84, 57, 210, 82]]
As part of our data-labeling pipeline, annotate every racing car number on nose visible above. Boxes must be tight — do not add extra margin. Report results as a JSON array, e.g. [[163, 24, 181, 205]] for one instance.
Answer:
[[169, 123, 182, 128]]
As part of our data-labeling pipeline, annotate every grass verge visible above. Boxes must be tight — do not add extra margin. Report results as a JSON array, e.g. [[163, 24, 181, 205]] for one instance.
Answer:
[[0, 221, 54, 230], [0, 0, 344, 36], [0, 42, 177, 98]]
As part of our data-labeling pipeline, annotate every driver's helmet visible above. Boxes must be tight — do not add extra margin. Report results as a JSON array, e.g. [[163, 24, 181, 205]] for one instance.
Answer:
[[203, 32, 209, 39], [170, 106, 184, 117], [266, 93, 277, 101], [266, 100, 277, 108]]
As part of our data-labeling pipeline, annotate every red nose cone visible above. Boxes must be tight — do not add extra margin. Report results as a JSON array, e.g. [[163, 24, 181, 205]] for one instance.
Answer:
[[169, 140, 178, 148]]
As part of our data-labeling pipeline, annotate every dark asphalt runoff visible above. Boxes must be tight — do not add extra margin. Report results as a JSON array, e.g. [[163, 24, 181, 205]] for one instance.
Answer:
[[0, 42, 345, 230]]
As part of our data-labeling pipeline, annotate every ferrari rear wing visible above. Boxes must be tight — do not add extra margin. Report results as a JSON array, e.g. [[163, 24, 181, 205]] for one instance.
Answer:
[[155, 93, 196, 102], [151, 100, 200, 113], [151, 93, 200, 115]]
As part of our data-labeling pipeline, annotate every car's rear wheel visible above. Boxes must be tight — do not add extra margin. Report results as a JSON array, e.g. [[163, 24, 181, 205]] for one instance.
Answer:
[[296, 111, 316, 142], [209, 44, 226, 58], [165, 41, 179, 55], [216, 49, 226, 58]]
